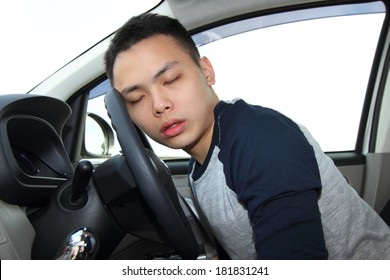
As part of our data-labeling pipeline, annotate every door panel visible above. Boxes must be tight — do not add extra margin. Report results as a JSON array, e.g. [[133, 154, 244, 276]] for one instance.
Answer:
[[364, 153, 390, 213]]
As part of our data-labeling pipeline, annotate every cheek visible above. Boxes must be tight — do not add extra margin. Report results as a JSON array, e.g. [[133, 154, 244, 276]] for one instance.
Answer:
[[182, 79, 207, 102], [186, 82, 214, 109], [128, 108, 148, 129], [128, 109, 159, 138]]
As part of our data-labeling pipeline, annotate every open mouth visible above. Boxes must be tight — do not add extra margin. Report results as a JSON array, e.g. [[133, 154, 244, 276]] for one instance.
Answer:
[[161, 120, 186, 138]]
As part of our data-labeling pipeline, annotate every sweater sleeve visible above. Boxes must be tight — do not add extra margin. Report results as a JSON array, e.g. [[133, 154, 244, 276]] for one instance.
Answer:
[[222, 110, 328, 259]]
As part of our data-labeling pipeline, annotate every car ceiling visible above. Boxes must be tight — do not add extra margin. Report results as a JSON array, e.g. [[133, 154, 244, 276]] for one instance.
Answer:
[[166, 0, 330, 30]]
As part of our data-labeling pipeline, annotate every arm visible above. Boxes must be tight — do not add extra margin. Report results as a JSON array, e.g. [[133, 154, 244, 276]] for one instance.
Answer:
[[223, 109, 328, 259], [252, 189, 328, 259]]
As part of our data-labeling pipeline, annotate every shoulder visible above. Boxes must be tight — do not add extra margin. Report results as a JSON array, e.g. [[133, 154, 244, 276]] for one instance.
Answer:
[[217, 99, 308, 155], [216, 100, 322, 196]]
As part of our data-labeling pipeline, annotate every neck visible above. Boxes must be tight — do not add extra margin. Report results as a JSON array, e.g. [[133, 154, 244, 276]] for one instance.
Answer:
[[185, 121, 215, 165], [185, 92, 219, 165]]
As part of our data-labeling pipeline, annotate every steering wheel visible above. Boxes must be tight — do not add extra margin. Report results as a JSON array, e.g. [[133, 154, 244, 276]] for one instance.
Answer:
[[104, 89, 199, 260]]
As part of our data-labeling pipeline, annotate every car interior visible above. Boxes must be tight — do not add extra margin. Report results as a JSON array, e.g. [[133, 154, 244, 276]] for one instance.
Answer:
[[1, 0, 390, 260]]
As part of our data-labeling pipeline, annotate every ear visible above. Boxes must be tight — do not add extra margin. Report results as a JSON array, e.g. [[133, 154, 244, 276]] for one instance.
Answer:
[[200, 56, 216, 86]]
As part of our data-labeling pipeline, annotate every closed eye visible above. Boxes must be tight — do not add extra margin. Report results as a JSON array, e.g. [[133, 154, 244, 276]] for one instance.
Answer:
[[127, 95, 145, 105], [164, 75, 181, 86]]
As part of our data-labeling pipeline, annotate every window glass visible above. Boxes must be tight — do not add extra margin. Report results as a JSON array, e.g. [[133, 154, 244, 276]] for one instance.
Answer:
[[86, 2, 386, 159], [194, 3, 385, 152]]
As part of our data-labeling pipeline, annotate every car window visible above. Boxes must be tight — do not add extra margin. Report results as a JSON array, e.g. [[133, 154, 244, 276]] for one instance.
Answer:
[[85, 1, 386, 159]]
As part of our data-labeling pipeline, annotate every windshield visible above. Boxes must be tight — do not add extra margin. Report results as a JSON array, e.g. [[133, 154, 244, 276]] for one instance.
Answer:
[[0, 0, 161, 95]]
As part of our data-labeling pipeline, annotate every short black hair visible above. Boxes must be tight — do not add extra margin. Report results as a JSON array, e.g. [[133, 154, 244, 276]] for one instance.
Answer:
[[105, 13, 200, 84]]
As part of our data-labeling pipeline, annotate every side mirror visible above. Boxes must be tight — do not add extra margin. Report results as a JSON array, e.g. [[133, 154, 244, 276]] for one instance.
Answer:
[[83, 112, 115, 157]]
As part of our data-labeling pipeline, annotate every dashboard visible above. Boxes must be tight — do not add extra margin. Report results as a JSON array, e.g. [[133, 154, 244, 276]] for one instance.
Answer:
[[0, 94, 74, 206]]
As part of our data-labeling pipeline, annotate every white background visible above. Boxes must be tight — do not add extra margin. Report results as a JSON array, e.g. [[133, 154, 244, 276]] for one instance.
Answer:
[[0, 0, 159, 94]]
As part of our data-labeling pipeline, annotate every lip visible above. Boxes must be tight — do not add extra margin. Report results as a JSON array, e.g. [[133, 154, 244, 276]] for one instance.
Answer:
[[160, 119, 186, 138]]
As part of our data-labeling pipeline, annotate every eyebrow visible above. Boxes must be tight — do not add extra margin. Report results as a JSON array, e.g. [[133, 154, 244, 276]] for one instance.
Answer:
[[153, 61, 179, 82], [120, 61, 179, 96]]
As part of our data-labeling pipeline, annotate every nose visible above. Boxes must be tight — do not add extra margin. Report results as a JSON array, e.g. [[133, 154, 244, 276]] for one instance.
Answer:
[[152, 91, 172, 117]]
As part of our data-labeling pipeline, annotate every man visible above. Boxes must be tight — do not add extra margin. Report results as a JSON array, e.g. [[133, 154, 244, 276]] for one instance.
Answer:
[[104, 13, 390, 259]]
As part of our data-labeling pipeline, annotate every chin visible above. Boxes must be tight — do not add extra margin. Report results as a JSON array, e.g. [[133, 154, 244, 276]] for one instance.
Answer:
[[164, 139, 190, 151]]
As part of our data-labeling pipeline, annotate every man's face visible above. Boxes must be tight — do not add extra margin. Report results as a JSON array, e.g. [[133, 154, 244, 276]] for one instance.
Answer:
[[112, 35, 218, 157]]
